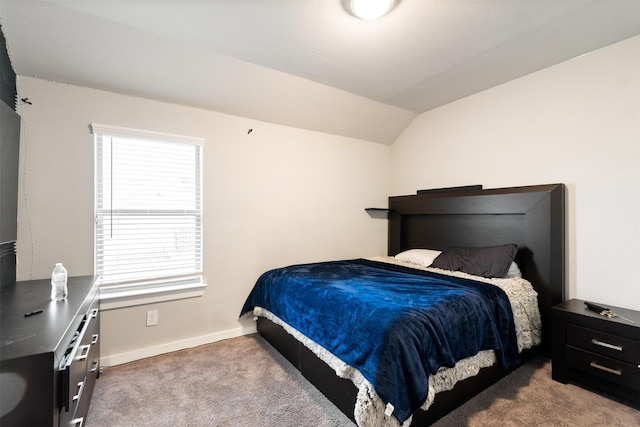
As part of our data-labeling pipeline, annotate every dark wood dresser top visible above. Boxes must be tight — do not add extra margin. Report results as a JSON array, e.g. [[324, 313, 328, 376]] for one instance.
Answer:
[[0, 275, 99, 362]]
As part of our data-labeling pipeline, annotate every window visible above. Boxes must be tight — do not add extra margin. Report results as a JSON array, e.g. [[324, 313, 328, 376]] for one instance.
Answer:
[[91, 124, 205, 308]]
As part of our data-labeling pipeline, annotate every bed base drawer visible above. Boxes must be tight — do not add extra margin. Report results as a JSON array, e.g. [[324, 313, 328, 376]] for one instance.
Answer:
[[257, 316, 535, 426]]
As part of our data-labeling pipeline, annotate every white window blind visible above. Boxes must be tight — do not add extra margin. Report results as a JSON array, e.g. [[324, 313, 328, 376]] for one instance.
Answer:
[[92, 124, 203, 288]]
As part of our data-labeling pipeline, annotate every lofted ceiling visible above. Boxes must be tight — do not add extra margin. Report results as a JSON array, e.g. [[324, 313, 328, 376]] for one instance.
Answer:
[[1, 0, 639, 144]]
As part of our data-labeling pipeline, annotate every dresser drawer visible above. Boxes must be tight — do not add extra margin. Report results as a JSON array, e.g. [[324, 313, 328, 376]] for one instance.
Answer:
[[567, 324, 640, 365], [72, 385, 93, 427], [61, 348, 88, 415], [59, 392, 86, 427], [566, 346, 640, 393], [59, 309, 98, 413]]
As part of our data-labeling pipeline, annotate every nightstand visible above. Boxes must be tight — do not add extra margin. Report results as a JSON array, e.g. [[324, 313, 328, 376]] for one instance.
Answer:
[[551, 299, 639, 406]]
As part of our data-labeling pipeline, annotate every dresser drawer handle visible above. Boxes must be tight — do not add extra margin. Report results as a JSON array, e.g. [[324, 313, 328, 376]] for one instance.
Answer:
[[589, 362, 622, 376], [91, 334, 99, 345], [71, 417, 84, 427], [591, 339, 623, 352], [73, 381, 84, 402], [77, 344, 91, 361]]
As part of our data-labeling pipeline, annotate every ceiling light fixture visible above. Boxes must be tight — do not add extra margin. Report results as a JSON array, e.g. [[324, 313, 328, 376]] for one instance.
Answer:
[[343, 0, 399, 20]]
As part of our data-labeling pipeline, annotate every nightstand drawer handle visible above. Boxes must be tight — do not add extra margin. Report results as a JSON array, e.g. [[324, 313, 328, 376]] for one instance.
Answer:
[[590, 362, 622, 376], [591, 339, 623, 352]]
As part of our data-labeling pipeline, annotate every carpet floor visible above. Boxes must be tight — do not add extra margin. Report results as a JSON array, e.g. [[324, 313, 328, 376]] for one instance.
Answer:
[[87, 334, 639, 426]]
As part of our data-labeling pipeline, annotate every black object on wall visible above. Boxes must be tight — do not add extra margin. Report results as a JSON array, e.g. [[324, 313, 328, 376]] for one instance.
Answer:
[[0, 24, 17, 110], [0, 24, 20, 286]]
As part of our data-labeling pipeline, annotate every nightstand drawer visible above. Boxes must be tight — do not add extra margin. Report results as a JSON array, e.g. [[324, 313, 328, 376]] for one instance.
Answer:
[[566, 346, 640, 392], [567, 324, 640, 365]]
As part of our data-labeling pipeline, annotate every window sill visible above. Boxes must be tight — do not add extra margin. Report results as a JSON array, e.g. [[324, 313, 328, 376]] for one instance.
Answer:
[[99, 279, 207, 310]]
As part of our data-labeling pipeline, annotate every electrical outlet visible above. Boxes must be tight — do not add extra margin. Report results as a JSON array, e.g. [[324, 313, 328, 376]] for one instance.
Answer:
[[146, 310, 159, 327]]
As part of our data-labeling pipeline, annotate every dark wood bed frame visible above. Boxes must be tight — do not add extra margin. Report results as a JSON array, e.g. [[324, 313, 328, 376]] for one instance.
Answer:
[[257, 183, 566, 425]]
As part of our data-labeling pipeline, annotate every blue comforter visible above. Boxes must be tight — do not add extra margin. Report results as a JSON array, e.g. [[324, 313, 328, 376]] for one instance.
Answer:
[[240, 259, 519, 423]]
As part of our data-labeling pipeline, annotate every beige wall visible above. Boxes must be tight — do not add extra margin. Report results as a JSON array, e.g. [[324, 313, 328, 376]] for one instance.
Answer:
[[391, 35, 640, 310], [15, 77, 390, 365]]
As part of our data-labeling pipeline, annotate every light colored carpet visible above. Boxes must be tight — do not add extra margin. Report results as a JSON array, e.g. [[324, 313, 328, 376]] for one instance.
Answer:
[[87, 334, 353, 427], [433, 356, 640, 427], [87, 334, 640, 426]]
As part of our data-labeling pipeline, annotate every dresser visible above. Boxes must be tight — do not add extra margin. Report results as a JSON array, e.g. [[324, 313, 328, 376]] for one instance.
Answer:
[[0, 275, 100, 426], [551, 299, 639, 406]]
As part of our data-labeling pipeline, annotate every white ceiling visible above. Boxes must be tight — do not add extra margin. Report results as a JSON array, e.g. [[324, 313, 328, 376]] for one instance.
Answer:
[[1, 0, 639, 144]]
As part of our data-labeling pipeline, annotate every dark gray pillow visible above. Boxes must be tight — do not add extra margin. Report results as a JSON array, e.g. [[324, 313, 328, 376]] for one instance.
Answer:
[[430, 244, 518, 278]]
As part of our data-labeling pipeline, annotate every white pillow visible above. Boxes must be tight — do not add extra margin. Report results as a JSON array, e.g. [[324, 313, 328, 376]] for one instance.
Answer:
[[504, 261, 522, 278], [395, 249, 442, 267]]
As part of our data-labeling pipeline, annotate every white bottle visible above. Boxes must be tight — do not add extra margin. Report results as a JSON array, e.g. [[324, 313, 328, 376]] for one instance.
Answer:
[[51, 263, 68, 301]]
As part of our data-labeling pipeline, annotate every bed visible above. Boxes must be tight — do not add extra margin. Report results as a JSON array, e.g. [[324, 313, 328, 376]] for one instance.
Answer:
[[240, 183, 566, 426]]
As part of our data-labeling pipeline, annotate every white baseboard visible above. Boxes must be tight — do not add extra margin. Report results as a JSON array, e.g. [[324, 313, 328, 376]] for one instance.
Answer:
[[100, 324, 258, 367]]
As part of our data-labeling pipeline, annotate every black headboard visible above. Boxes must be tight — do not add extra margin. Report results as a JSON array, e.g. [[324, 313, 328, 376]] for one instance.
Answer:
[[388, 183, 566, 355]]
